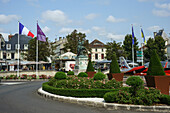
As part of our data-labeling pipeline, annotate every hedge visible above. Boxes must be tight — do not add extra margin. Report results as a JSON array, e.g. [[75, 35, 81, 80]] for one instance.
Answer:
[[42, 82, 118, 98]]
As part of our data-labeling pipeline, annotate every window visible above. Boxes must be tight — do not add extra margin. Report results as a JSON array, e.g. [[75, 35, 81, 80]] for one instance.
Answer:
[[24, 44, 28, 50], [102, 48, 103, 52], [6, 44, 11, 50], [95, 54, 98, 60], [3, 52, 6, 59], [11, 53, 15, 59], [101, 54, 104, 59], [95, 49, 97, 52], [15, 44, 20, 49]]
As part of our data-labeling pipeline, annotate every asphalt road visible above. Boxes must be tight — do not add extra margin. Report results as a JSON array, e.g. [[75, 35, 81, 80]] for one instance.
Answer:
[[0, 81, 161, 113]]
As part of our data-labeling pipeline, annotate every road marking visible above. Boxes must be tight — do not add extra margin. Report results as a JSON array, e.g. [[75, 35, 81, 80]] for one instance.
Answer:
[[0, 82, 26, 85]]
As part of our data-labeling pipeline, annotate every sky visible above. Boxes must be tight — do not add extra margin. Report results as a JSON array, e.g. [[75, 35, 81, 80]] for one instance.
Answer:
[[0, 0, 170, 46]]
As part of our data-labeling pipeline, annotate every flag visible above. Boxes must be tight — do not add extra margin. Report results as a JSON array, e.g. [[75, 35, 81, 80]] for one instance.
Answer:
[[132, 25, 134, 45], [19, 22, 34, 38], [141, 28, 146, 44], [37, 23, 46, 42]]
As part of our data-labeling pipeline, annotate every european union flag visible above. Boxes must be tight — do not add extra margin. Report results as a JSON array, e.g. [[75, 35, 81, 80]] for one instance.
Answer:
[[132, 26, 134, 45]]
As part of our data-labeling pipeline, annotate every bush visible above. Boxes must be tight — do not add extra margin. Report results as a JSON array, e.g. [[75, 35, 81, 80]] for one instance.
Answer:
[[31, 74, 36, 79], [77, 72, 88, 77], [104, 79, 122, 89], [126, 76, 144, 96], [104, 90, 132, 104], [93, 72, 106, 80], [42, 82, 118, 97], [48, 77, 56, 86], [67, 71, 74, 75], [55, 72, 67, 80], [21, 74, 27, 79], [160, 94, 170, 105], [109, 53, 120, 73], [147, 49, 165, 76], [86, 59, 94, 72]]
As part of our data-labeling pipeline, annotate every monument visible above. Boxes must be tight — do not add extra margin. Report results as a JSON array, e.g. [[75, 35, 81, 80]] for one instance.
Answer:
[[74, 40, 88, 75]]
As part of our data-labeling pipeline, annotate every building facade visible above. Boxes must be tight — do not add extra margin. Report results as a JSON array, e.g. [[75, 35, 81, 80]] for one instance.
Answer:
[[89, 39, 106, 61]]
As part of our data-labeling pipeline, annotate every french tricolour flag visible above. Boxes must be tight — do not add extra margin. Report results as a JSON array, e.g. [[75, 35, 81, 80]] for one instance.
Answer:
[[19, 22, 34, 38]]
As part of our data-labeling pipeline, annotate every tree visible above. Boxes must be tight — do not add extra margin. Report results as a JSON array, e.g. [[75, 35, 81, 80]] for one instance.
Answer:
[[122, 34, 138, 61], [86, 59, 94, 72], [144, 36, 166, 61], [105, 40, 125, 60], [64, 30, 90, 54], [25, 37, 52, 61], [109, 53, 121, 73]]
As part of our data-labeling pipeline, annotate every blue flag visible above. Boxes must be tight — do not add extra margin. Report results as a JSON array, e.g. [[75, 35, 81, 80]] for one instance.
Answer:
[[132, 26, 134, 45]]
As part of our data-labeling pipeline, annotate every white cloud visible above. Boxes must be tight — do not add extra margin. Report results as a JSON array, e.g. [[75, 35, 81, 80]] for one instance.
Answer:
[[147, 25, 161, 31], [0, 14, 20, 24], [42, 26, 50, 34], [85, 13, 99, 20], [152, 9, 170, 17], [59, 27, 91, 35], [155, 3, 170, 10], [42, 10, 72, 25], [0, 0, 10, 3], [106, 15, 126, 23], [106, 33, 125, 40], [0, 32, 9, 41]]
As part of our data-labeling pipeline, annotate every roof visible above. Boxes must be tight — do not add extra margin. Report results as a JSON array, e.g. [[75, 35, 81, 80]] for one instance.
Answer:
[[2, 34, 32, 51], [89, 39, 105, 48]]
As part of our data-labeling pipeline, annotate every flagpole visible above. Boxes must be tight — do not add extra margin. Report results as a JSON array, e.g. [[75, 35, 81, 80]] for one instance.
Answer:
[[36, 22, 38, 79], [17, 21, 20, 77], [132, 24, 134, 68]]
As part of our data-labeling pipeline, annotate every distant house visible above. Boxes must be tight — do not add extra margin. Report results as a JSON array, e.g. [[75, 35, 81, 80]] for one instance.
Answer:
[[89, 39, 106, 61], [153, 29, 170, 60], [0, 33, 32, 60]]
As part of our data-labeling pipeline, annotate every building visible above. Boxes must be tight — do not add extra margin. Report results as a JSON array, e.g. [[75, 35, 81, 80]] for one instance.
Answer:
[[89, 39, 106, 61], [153, 29, 170, 60]]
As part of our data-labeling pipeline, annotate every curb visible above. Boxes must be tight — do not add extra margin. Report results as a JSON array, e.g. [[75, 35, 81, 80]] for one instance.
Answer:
[[37, 87, 170, 112]]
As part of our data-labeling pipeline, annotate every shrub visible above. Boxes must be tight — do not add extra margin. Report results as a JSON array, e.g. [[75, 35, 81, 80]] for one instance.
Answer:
[[41, 74, 47, 79], [109, 53, 120, 73], [31, 74, 36, 79], [104, 90, 132, 104], [126, 76, 144, 96], [48, 77, 56, 86], [147, 49, 165, 76], [93, 72, 106, 80], [55, 72, 67, 80], [160, 94, 170, 105], [67, 71, 74, 75], [77, 72, 88, 77], [104, 79, 122, 89], [21, 74, 27, 79], [42, 82, 118, 97], [86, 59, 94, 72]]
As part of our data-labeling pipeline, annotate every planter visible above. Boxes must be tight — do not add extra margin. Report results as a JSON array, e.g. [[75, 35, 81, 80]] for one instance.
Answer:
[[107, 73, 124, 81], [86, 71, 96, 78], [145, 75, 170, 95]]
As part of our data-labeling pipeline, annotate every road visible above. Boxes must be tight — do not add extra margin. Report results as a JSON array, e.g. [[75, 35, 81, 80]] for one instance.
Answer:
[[0, 81, 161, 113]]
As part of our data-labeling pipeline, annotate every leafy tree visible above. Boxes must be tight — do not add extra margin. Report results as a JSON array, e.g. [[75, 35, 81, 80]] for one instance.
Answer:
[[144, 36, 166, 61], [64, 30, 90, 54], [25, 37, 52, 61], [122, 34, 138, 61], [105, 40, 124, 60]]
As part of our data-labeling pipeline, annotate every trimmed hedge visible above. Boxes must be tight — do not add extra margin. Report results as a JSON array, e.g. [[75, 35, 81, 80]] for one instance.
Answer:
[[55, 71, 67, 80], [67, 71, 74, 75], [160, 94, 170, 105], [77, 72, 88, 77], [86, 59, 94, 72], [110, 53, 121, 74], [42, 82, 118, 98], [147, 49, 165, 76], [93, 72, 106, 80]]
